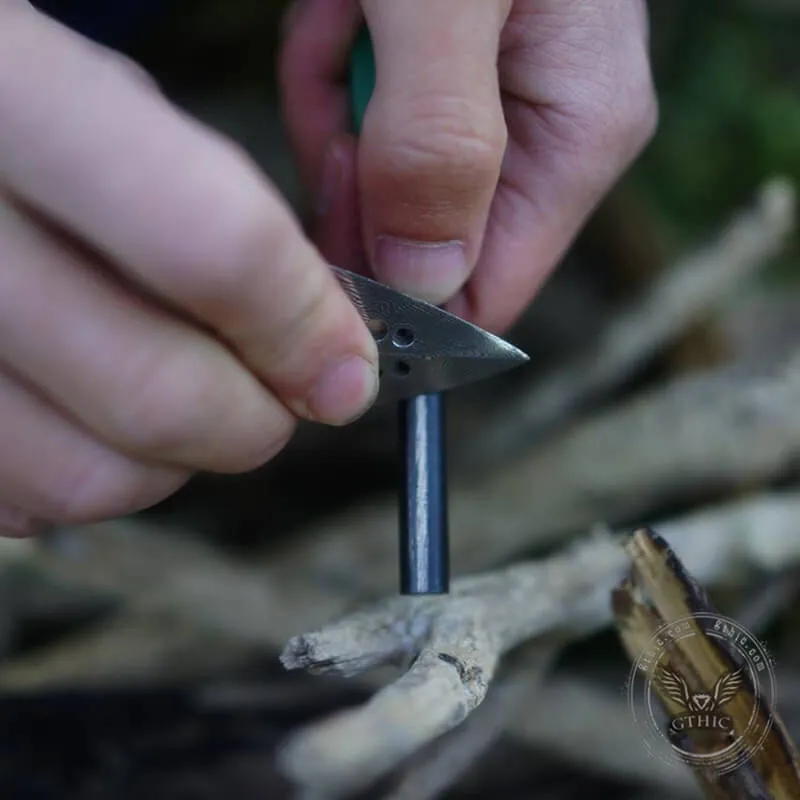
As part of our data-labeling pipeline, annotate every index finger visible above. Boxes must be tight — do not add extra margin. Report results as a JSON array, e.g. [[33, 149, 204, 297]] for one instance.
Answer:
[[0, 4, 378, 424]]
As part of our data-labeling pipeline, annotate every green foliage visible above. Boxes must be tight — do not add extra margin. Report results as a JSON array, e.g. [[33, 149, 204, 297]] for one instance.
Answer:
[[634, 3, 800, 271]]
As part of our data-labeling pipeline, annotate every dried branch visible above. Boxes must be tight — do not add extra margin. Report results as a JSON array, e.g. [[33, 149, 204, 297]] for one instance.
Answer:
[[464, 177, 796, 468], [379, 677, 537, 800], [0, 523, 335, 650], [0, 612, 258, 690], [276, 535, 626, 797], [4, 491, 800, 694], [718, 287, 800, 368], [275, 492, 800, 796], [613, 529, 800, 798], [1, 494, 800, 793], [505, 676, 700, 797]]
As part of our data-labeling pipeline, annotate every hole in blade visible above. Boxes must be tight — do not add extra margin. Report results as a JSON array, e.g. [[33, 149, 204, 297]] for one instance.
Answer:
[[392, 327, 414, 348], [368, 319, 388, 341]]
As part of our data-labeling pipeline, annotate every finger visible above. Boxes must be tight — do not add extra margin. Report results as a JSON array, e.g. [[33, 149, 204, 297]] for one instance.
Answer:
[[357, 0, 510, 305], [0, 199, 295, 474], [0, 5, 378, 426], [279, 0, 363, 192], [0, 367, 189, 529], [447, 3, 658, 333], [449, 120, 656, 333], [311, 135, 368, 275], [0, 504, 45, 538]]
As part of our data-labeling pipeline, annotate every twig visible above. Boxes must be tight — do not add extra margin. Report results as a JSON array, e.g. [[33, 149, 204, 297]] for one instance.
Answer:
[[1, 495, 800, 793], [462, 178, 796, 468], [505, 676, 700, 797], [0, 611, 259, 690], [380, 676, 537, 800], [612, 529, 800, 798], [276, 535, 626, 797], [3, 491, 800, 692], [275, 493, 800, 796], [718, 287, 800, 368]]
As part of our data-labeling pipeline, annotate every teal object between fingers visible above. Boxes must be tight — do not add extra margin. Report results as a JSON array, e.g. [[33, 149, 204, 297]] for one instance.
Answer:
[[349, 26, 377, 133]]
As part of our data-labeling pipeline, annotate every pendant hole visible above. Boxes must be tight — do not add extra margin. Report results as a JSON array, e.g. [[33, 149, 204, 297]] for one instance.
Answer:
[[369, 319, 388, 341], [393, 360, 411, 377], [392, 327, 415, 348]]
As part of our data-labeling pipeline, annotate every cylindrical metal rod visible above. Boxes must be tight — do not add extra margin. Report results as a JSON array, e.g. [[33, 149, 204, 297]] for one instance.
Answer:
[[398, 393, 449, 594]]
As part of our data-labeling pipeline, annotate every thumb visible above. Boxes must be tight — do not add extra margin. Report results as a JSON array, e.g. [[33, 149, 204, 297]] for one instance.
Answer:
[[359, 0, 509, 305]]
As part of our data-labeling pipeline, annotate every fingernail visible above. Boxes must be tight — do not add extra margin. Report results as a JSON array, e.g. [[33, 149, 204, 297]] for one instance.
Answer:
[[0, 505, 41, 538], [315, 141, 346, 217], [307, 356, 379, 425], [372, 238, 469, 305]]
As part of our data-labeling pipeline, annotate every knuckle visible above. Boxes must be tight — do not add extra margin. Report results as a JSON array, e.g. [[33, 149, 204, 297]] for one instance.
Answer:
[[256, 258, 333, 368], [40, 463, 128, 523], [107, 350, 219, 457], [570, 75, 657, 167], [225, 414, 295, 474], [379, 100, 506, 192], [95, 44, 161, 93], [106, 345, 297, 473], [166, 143, 294, 316], [579, 48, 658, 160], [39, 462, 115, 523], [0, 504, 39, 538], [40, 460, 184, 524]]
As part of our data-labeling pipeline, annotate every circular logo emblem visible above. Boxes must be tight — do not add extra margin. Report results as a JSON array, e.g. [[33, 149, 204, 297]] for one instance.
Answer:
[[626, 612, 776, 774]]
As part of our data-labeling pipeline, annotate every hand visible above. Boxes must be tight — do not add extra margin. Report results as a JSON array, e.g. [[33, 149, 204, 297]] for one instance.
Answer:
[[280, 0, 657, 332], [0, 2, 379, 536]]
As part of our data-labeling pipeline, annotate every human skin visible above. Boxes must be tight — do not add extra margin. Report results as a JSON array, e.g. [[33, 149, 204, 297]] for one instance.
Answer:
[[0, 0, 656, 537], [280, 0, 658, 332], [0, 2, 378, 535]]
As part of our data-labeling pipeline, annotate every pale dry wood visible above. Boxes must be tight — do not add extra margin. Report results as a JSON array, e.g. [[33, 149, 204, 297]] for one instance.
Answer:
[[0, 496, 799, 793], [275, 492, 800, 796], [0, 612, 258, 690], [379, 678, 536, 800], [505, 676, 700, 797], [0, 524, 340, 655], [276, 536, 626, 797], [718, 287, 800, 368], [463, 178, 796, 467], [2, 492, 800, 690]]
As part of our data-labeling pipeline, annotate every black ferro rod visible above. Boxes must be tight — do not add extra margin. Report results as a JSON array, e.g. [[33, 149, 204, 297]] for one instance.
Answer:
[[351, 29, 450, 594], [398, 394, 449, 594]]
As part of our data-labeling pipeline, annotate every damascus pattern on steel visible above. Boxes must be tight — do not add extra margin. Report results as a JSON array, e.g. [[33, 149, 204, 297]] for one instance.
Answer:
[[331, 266, 528, 403], [331, 267, 369, 323]]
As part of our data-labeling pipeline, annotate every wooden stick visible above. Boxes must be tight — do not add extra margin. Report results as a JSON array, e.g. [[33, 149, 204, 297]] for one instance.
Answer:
[[275, 494, 800, 795], [613, 529, 800, 798], [464, 178, 795, 467]]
